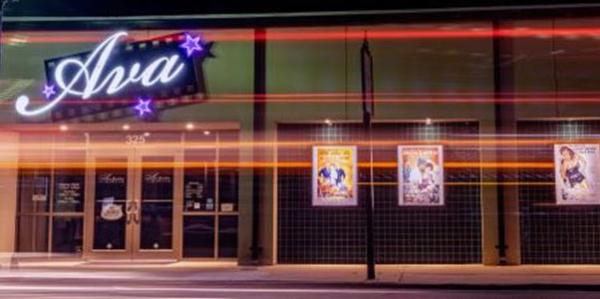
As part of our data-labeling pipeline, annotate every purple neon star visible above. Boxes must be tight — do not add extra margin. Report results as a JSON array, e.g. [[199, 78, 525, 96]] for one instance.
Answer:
[[42, 84, 56, 99], [134, 98, 153, 117], [179, 33, 203, 57]]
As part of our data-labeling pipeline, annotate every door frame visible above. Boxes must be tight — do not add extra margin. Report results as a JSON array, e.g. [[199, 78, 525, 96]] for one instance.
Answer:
[[83, 148, 135, 260], [82, 141, 184, 261], [131, 145, 183, 260]]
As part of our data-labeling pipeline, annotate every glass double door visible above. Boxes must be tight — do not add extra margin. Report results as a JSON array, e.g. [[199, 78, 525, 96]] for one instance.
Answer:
[[84, 147, 182, 260]]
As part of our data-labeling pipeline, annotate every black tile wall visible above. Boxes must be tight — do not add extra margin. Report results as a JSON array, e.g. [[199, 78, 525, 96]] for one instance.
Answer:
[[277, 122, 482, 264], [519, 120, 600, 264]]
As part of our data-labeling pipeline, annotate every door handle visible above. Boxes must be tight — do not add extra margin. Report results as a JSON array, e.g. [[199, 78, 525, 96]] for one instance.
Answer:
[[126, 200, 133, 213], [126, 200, 133, 224], [132, 200, 140, 225]]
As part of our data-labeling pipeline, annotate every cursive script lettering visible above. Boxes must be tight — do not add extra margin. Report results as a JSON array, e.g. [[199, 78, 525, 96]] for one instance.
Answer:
[[16, 31, 186, 116], [145, 172, 172, 184], [99, 173, 126, 184]]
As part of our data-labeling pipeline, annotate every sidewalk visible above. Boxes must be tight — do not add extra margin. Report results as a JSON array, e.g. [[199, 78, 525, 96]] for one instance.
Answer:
[[3, 261, 600, 288]]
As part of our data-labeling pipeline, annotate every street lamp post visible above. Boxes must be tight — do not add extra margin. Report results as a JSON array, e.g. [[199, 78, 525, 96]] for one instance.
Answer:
[[361, 35, 376, 280]]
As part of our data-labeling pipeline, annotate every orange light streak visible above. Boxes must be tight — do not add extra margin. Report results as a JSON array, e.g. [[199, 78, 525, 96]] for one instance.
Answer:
[[2, 139, 595, 151], [3, 161, 554, 170]]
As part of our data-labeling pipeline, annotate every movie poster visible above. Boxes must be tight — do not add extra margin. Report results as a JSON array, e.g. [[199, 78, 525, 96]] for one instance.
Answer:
[[312, 146, 358, 206], [398, 145, 444, 206], [554, 144, 600, 205]]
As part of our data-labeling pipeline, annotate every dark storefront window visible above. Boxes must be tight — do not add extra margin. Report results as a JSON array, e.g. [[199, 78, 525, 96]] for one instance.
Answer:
[[52, 217, 83, 253], [140, 157, 174, 250], [17, 134, 86, 254], [182, 131, 239, 258], [218, 216, 238, 258], [54, 169, 85, 213], [184, 132, 217, 212], [218, 131, 239, 213], [183, 216, 215, 258], [93, 159, 128, 251]]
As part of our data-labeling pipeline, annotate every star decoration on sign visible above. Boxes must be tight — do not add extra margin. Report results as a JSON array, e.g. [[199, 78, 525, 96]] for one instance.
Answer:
[[179, 33, 204, 57], [134, 97, 153, 117], [42, 84, 56, 99]]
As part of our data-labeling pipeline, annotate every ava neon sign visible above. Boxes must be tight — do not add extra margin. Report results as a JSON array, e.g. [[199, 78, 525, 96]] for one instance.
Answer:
[[16, 31, 205, 117]]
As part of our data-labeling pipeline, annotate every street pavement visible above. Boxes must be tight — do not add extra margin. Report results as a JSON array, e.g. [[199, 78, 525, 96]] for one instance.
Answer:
[[2, 262, 600, 298], [1, 279, 600, 298]]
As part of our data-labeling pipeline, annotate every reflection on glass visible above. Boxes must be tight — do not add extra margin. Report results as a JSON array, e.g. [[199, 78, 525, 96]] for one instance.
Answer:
[[17, 216, 48, 252], [218, 216, 238, 258], [52, 217, 83, 253], [183, 216, 214, 258]]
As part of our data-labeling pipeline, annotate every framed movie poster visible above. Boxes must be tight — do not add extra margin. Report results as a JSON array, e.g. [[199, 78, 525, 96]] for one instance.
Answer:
[[554, 144, 600, 205], [312, 146, 358, 206], [398, 145, 444, 206]]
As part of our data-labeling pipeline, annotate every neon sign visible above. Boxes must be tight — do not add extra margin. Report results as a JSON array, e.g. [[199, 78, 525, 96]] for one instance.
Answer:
[[15, 31, 210, 119], [134, 97, 153, 117]]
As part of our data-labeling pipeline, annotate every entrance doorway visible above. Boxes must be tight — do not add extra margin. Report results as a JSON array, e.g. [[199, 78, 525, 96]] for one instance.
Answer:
[[83, 133, 183, 260]]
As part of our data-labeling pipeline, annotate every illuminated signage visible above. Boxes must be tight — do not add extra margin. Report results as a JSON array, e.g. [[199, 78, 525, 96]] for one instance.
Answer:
[[15, 31, 212, 121]]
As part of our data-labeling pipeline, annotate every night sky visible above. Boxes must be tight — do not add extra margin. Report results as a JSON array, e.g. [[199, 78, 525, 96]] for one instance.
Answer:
[[6, 0, 600, 17]]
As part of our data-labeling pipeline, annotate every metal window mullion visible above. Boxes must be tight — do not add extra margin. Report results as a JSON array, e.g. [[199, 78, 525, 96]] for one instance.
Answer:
[[214, 132, 220, 259], [48, 135, 57, 254]]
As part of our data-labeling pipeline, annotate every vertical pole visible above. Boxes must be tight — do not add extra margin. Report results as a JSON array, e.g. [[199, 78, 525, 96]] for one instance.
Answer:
[[364, 115, 375, 280], [492, 20, 519, 265], [361, 36, 376, 280], [492, 20, 508, 264], [251, 28, 266, 262]]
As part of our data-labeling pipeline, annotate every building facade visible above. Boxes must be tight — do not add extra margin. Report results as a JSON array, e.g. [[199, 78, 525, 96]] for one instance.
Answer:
[[2, 9, 600, 265]]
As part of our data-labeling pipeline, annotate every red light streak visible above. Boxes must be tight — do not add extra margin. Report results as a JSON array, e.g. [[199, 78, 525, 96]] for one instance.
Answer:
[[5, 27, 600, 44]]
